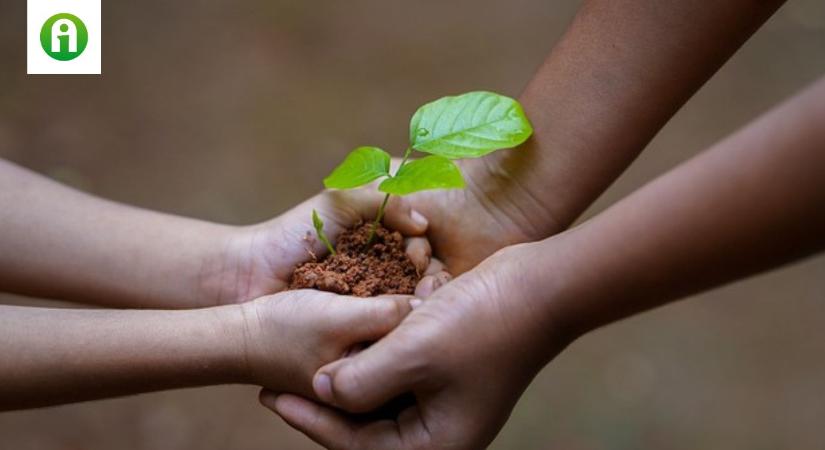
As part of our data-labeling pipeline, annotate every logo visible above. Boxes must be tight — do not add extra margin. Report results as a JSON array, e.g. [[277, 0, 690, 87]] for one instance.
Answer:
[[40, 13, 88, 61], [27, 0, 101, 75]]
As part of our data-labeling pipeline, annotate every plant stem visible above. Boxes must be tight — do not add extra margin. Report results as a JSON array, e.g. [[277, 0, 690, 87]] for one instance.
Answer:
[[399, 146, 413, 166], [320, 234, 336, 256], [367, 193, 391, 244], [366, 146, 413, 245]]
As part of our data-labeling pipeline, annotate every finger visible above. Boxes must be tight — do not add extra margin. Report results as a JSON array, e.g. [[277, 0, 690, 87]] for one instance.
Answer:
[[262, 392, 406, 450], [336, 296, 415, 342], [404, 237, 431, 274], [424, 257, 445, 276], [434, 270, 452, 287], [314, 335, 420, 413], [383, 197, 428, 236], [414, 276, 436, 298], [261, 391, 357, 449], [343, 342, 366, 358], [414, 270, 452, 298]]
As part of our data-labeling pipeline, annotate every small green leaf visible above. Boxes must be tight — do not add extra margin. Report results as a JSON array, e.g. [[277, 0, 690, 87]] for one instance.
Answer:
[[312, 209, 336, 256], [324, 146, 391, 189], [312, 209, 324, 231], [379, 156, 465, 195], [410, 91, 533, 159]]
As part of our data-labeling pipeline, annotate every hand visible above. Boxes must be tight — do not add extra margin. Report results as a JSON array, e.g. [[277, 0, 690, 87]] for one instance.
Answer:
[[260, 243, 575, 450], [200, 153, 562, 305], [237, 289, 418, 399], [199, 189, 433, 305], [392, 156, 560, 278]]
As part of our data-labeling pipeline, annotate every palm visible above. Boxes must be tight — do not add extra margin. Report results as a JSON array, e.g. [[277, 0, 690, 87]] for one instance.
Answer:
[[406, 187, 525, 275], [208, 189, 429, 304]]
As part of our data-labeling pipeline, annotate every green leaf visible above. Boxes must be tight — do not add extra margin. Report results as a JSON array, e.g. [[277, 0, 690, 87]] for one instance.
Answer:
[[312, 209, 335, 255], [323, 146, 391, 189], [312, 208, 324, 231], [379, 156, 465, 195], [409, 91, 533, 159]]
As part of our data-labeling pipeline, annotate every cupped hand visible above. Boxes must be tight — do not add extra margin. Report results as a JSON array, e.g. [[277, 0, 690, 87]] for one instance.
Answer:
[[201, 152, 562, 305], [393, 156, 560, 282], [199, 189, 435, 305], [237, 289, 419, 399], [260, 243, 575, 450]]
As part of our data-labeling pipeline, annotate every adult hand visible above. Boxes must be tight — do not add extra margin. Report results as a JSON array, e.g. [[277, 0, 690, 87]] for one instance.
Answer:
[[399, 157, 558, 278], [263, 74, 825, 448], [261, 243, 574, 449]]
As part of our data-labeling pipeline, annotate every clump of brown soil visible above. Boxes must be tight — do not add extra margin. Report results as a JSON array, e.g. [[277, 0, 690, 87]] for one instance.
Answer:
[[289, 222, 420, 297]]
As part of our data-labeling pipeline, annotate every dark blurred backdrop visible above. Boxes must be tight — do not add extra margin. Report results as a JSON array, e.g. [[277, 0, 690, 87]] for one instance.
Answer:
[[1, 1, 825, 449]]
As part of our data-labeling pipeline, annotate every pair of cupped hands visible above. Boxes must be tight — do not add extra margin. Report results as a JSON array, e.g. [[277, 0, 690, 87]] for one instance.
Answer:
[[212, 165, 566, 450]]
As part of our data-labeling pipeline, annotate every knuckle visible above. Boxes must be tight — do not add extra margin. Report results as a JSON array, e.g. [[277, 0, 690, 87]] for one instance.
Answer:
[[373, 299, 407, 329], [391, 195, 411, 213], [334, 367, 370, 411], [385, 328, 440, 383]]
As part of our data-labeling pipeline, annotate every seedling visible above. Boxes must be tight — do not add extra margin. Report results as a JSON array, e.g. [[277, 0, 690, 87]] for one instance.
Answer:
[[318, 91, 533, 246], [312, 209, 336, 256]]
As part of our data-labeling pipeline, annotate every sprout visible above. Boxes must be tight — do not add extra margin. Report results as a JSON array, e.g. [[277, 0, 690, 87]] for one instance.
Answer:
[[319, 91, 533, 245]]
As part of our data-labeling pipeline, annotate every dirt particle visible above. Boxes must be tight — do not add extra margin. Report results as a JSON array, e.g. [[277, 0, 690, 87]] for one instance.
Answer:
[[289, 222, 420, 297]]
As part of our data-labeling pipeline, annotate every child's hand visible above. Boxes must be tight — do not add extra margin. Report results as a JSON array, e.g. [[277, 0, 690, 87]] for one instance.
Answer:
[[200, 189, 437, 305], [236, 290, 416, 398], [0, 284, 416, 410]]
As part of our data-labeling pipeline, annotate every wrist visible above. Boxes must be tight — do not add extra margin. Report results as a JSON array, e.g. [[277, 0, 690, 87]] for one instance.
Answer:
[[127, 214, 241, 309], [195, 224, 270, 306], [469, 242, 578, 372], [207, 303, 256, 384], [454, 243, 576, 379], [234, 296, 299, 392], [525, 230, 609, 345], [461, 150, 567, 245]]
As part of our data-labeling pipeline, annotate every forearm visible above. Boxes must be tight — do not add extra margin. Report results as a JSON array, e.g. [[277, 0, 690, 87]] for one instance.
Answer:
[[536, 77, 825, 338], [470, 0, 785, 238], [0, 304, 247, 410], [0, 160, 234, 308]]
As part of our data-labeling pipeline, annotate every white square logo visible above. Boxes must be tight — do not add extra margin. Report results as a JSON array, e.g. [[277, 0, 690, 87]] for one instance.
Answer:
[[27, 0, 101, 75]]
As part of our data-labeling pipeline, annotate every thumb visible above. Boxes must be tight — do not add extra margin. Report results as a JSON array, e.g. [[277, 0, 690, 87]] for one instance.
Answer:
[[313, 334, 419, 413]]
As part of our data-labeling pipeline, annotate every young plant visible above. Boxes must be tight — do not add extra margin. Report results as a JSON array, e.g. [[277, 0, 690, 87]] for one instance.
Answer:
[[318, 91, 533, 247], [312, 209, 336, 256]]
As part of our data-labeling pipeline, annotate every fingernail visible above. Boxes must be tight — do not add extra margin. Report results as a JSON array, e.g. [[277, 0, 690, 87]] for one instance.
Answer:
[[313, 373, 334, 404], [435, 272, 452, 288], [409, 298, 423, 309], [415, 277, 435, 298], [411, 210, 428, 229]]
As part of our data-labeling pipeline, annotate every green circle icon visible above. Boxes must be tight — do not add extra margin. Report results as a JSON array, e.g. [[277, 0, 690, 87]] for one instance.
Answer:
[[40, 13, 88, 61]]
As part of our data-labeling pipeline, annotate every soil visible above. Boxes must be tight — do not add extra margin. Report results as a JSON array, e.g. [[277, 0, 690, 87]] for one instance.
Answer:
[[289, 222, 420, 297]]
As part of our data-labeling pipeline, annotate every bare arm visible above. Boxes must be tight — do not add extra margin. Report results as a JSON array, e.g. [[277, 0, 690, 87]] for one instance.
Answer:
[[0, 160, 233, 307], [422, 0, 786, 274], [502, 0, 787, 232], [0, 303, 243, 410], [0, 161, 428, 308], [0, 291, 413, 411], [537, 75, 825, 336]]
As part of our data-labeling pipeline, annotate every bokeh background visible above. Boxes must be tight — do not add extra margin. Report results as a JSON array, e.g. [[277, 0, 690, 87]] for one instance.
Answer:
[[1, 1, 825, 448]]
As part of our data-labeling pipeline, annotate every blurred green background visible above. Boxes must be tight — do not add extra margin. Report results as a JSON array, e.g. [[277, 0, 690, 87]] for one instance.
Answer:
[[1, 1, 825, 448]]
